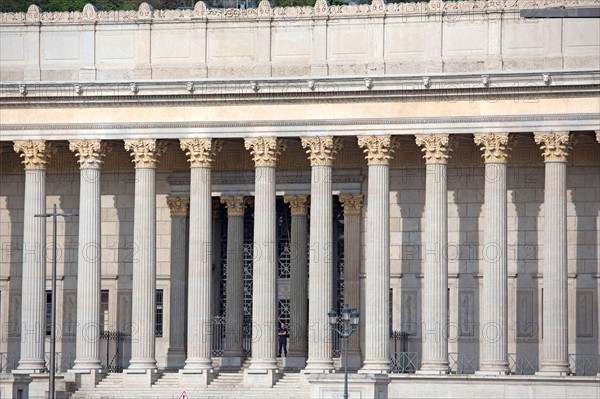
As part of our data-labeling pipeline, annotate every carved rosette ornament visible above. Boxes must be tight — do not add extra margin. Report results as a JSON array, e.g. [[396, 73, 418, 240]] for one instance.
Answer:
[[339, 194, 363, 216], [244, 137, 286, 167], [69, 140, 111, 168], [300, 137, 343, 166], [166, 196, 189, 217], [124, 139, 166, 168], [473, 133, 511, 163], [357, 135, 398, 165], [179, 138, 222, 167], [221, 196, 246, 217], [13, 140, 54, 169], [534, 132, 572, 162], [415, 134, 453, 164], [284, 195, 310, 216]]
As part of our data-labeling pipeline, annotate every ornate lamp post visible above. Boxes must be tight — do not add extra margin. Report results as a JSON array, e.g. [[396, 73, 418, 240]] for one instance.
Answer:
[[328, 304, 360, 399]]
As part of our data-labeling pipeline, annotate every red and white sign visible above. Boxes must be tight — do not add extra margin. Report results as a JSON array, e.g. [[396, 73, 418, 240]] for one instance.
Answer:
[[179, 391, 190, 399]]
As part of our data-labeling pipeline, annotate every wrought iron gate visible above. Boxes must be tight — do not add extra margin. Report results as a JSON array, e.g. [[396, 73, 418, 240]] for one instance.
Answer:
[[100, 331, 127, 372]]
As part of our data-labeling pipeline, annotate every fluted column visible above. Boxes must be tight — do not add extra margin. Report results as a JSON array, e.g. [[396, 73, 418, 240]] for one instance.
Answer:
[[474, 134, 510, 374], [284, 196, 309, 366], [166, 196, 189, 370], [339, 194, 363, 369], [244, 138, 286, 385], [221, 196, 246, 368], [69, 140, 109, 371], [534, 132, 572, 375], [415, 134, 453, 374], [14, 140, 53, 372], [180, 139, 222, 373], [124, 139, 164, 372], [357, 136, 397, 374], [301, 137, 342, 372]]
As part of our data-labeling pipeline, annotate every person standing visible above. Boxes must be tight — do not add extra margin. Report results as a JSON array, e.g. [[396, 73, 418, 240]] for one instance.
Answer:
[[277, 322, 289, 357]]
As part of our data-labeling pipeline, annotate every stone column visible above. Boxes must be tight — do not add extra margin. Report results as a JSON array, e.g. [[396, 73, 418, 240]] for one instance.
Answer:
[[165, 196, 189, 370], [123, 140, 164, 384], [243, 138, 286, 387], [221, 196, 247, 369], [301, 137, 342, 373], [534, 132, 572, 375], [357, 136, 397, 374], [211, 198, 222, 319], [284, 195, 309, 369], [69, 140, 109, 378], [339, 194, 363, 370], [415, 134, 453, 374], [13, 141, 52, 373], [474, 134, 510, 374], [179, 139, 222, 383]]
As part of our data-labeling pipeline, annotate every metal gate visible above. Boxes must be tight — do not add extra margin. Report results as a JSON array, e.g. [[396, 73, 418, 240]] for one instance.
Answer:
[[100, 331, 127, 372]]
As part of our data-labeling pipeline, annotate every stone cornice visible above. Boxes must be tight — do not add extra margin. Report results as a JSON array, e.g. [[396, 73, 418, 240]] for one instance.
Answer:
[[220, 196, 246, 217], [244, 137, 286, 167], [339, 194, 363, 215], [69, 139, 111, 169], [534, 132, 572, 162], [473, 133, 510, 163], [179, 138, 222, 167], [124, 139, 166, 167], [1, 0, 597, 24], [1, 71, 597, 106], [13, 140, 55, 169], [166, 195, 189, 217], [301, 136, 343, 167], [284, 195, 310, 216]]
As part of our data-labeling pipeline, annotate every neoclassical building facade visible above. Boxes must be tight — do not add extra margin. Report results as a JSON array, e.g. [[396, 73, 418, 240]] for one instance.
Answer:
[[0, 1, 599, 398]]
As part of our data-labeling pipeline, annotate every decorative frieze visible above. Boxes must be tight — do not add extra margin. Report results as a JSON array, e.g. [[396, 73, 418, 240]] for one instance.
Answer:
[[180, 138, 222, 167], [124, 139, 165, 167], [69, 140, 111, 169], [220, 196, 246, 217], [244, 137, 286, 167], [300, 137, 342, 166], [473, 133, 510, 163], [13, 140, 54, 169], [284, 195, 309, 216], [415, 134, 453, 164], [339, 194, 363, 215], [166, 196, 190, 217], [357, 136, 398, 165], [534, 132, 572, 162]]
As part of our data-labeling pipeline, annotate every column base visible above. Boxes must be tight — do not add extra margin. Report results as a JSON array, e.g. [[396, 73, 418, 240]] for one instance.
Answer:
[[537, 362, 570, 376], [359, 360, 390, 375], [179, 369, 213, 386], [416, 363, 449, 375], [304, 359, 335, 374], [15, 359, 46, 374], [65, 368, 105, 389], [122, 368, 158, 387], [244, 368, 279, 387], [536, 370, 571, 377]]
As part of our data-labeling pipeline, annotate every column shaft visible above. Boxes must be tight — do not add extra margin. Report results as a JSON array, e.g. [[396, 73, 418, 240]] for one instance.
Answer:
[[185, 167, 213, 370], [73, 167, 102, 370], [288, 209, 308, 357], [129, 167, 157, 370], [224, 210, 245, 358], [18, 168, 47, 371], [306, 165, 334, 371]]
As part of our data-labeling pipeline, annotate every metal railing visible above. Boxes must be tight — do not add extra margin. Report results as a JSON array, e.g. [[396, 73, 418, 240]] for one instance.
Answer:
[[211, 315, 252, 357], [0, 352, 17, 373], [389, 352, 419, 373], [44, 352, 75, 373], [100, 331, 128, 373], [448, 352, 478, 374], [508, 353, 538, 375], [568, 354, 599, 376]]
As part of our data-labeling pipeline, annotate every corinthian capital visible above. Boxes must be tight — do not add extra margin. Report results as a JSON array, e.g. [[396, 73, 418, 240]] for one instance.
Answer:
[[339, 194, 363, 215], [244, 137, 286, 167], [534, 132, 572, 162], [166, 196, 189, 217], [220, 196, 246, 217], [415, 134, 453, 164], [124, 139, 166, 167], [13, 140, 54, 169], [300, 137, 343, 166], [473, 133, 511, 163], [179, 138, 222, 167], [357, 136, 398, 165], [284, 195, 309, 216], [69, 140, 111, 168]]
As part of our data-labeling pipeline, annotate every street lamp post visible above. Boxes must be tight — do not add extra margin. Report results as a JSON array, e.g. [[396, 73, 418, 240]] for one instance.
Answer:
[[328, 304, 359, 399], [35, 204, 78, 399]]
